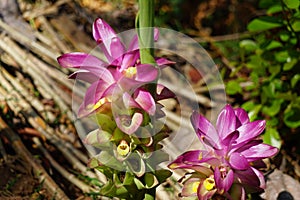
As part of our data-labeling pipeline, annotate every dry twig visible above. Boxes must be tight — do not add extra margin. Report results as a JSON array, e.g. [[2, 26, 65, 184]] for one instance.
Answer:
[[0, 72, 97, 183], [0, 116, 69, 199], [33, 137, 96, 193], [0, 19, 59, 63]]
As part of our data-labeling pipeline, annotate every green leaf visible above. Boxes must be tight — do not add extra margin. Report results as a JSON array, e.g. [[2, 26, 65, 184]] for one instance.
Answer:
[[155, 169, 172, 184], [113, 175, 123, 188], [226, 80, 242, 95], [111, 128, 128, 143], [87, 157, 100, 168], [292, 21, 300, 31], [247, 16, 283, 31], [94, 165, 114, 179], [262, 82, 276, 98], [291, 74, 300, 88], [123, 172, 135, 186], [259, 0, 279, 8], [274, 51, 290, 63], [144, 173, 154, 188], [144, 173, 158, 188], [100, 181, 116, 196], [247, 54, 267, 76], [276, 91, 294, 101], [290, 37, 298, 45], [295, 10, 300, 17], [144, 193, 155, 200], [97, 151, 123, 170], [266, 117, 279, 126], [266, 40, 283, 50], [242, 101, 255, 111], [239, 40, 258, 52], [134, 178, 145, 190], [269, 65, 281, 78], [242, 101, 262, 121], [94, 113, 116, 132], [250, 72, 259, 86], [273, 78, 283, 90], [113, 174, 128, 196], [283, 58, 298, 71], [262, 99, 284, 117], [263, 128, 281, 149], [267, 4, 283, 14], [279, 31, 290, 42], [284, 103, 300, 128], [115, 186, 129, 197], [180, 197, 198, 200], [283, 0, 300, 9], [84, 129, 112, 150], [126, 153, 146, 177]]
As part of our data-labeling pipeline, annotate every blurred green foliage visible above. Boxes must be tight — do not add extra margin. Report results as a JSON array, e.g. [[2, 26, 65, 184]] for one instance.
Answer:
[[224, 0, 300, 149], [154, 0, 187, 30]]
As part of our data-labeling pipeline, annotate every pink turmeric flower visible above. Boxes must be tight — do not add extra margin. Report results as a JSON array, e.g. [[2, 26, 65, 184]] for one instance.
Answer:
[[57, 18, 174, 134], [168, 105, 278, 199]]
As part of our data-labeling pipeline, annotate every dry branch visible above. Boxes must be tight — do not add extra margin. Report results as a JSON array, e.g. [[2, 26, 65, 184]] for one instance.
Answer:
[[0, 67, 56, 123], [37, 16, 72, 54], [0, 19, 59, 63], [159, 79, 214, 107], [0, 135, 7, 162], [0, 72, 97, 183], [0, 116, 69, 199], [33, 137, 96, 193], [22, 0, 71, 19], [0, 34, 73, 120]]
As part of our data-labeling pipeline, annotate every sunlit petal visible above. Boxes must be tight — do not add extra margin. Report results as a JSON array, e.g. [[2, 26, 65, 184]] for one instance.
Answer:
[[134, 89, 156, 115], [216, 104, 237, 139], [191, 111, 221, 149], [234, 107, 250, 127], [236, 120, 266, 144], [57, 52, 107, 68], [93, 18, 125, 63], [239, 143, 278, 162], [229, 152, 249, 170]]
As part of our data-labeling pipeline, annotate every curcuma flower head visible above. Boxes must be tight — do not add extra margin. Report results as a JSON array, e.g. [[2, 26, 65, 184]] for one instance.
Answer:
[[57, 18, 174, 134], [168, 105, 278, 200]]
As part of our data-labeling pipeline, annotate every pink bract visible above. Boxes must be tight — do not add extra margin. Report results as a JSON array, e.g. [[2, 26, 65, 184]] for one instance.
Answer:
[[169, 105, 278, 199], [57, 18, 174, 134]]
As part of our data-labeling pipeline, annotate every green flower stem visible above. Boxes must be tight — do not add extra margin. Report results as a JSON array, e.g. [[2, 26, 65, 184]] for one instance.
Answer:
[[138, 0, 155, 64], [138, 0, 157, 99], [138, 1, 157, 199]]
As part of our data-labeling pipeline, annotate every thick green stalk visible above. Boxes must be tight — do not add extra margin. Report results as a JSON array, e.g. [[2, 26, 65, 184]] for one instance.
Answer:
[[138, 0, 155, 64], [138, 1, 157, 199]]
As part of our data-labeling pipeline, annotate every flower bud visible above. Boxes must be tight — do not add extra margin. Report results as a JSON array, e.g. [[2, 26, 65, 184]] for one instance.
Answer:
[[117, 140, 130, 156], [203, 177, 215, 191]]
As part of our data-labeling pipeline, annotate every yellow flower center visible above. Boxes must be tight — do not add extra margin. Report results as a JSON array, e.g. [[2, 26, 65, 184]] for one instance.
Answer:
[[198, 152, 203, 160], [192, 181, 200, 193], [203, 177, 215, 191], [117, 140, 130, 156], [92, 97, 111, 110], [123, 67, 137, 78]]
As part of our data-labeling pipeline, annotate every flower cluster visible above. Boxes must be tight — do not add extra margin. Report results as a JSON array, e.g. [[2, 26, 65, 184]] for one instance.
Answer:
[[168, 105, 278, 199], [58, 18, 174, 134], [58, 18, 174, 198]]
